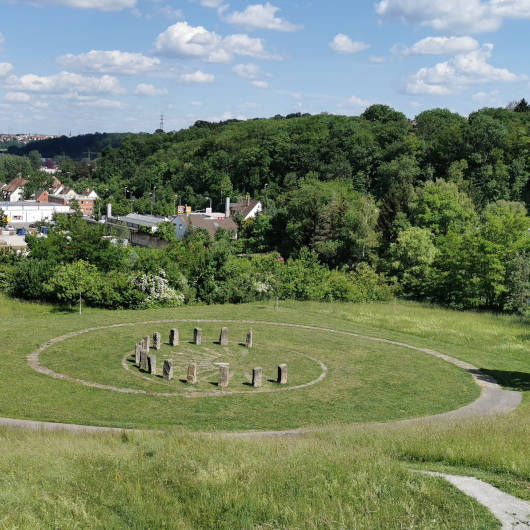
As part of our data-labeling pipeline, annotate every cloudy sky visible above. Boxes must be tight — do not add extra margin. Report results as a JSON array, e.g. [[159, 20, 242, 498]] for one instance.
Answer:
[[0, 0, 529, 134]]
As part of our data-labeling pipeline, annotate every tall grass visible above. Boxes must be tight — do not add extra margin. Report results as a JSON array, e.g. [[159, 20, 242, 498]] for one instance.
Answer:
[[0, 428, 501, 529]]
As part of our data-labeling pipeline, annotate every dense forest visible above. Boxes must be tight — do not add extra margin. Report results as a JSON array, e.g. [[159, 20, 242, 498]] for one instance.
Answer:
[[1, 104, 529, 315], [7, 132, 129, 159]]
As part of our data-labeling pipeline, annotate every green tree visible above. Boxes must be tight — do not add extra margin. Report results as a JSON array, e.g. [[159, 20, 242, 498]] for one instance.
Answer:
[[503, 252, 530, 315], [390, 226, 438, 298], [410, 179, 477, 237], [48, 260, 101, 314], [28, 150, 42, 172]]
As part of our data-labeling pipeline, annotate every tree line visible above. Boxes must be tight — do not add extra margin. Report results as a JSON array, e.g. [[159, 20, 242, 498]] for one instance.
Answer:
[[1, 103, 528, 314]]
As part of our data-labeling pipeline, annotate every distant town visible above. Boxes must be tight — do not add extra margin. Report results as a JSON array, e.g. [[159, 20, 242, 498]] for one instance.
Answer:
[[0, 133, 59, 148]]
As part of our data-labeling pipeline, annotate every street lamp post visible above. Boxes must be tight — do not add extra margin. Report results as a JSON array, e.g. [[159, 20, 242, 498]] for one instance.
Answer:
[[125, 187, 133, 213], [205, 196, 212, 211], [151, 186, 156, 215]]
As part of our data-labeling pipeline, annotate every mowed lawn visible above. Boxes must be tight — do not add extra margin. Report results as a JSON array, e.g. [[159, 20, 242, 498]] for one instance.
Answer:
[[0, 296, 528, 528], [0, 295, 506, 430]]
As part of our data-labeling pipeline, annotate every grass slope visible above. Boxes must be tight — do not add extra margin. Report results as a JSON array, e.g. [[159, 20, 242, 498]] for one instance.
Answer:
[[0, 297, 493, 430], [0, 297, 528, 528]]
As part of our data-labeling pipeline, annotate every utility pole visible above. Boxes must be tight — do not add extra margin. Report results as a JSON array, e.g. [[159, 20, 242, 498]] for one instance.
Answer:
[[159, 113, 164, 132]]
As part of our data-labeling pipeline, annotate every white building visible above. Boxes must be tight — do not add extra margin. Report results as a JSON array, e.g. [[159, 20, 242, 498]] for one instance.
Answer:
[[1, 176, 28, 202], [0, 201, 72, 223]]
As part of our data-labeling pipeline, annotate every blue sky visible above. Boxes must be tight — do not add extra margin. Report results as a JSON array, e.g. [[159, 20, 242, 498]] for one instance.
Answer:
[[0, 0, 529, 134]]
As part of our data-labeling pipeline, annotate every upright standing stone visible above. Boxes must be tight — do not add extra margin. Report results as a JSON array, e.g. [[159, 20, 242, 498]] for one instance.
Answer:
[[169, 328, 179, 347], [194, 328, 202, 345], [218, 363, 229, 388], [219, 327, 229, 346], [139, 350, 148, 372], [277, 364, 288, 385], [187, 363, 197, 384], [153, 332, 161, 350], [143, 335, 150, 351], [135, 343, 142, 366], [163, 359, 174, 380], [252, 367, 262, 388], [148, 355, 157, 375], [246, 329, 253, 348]]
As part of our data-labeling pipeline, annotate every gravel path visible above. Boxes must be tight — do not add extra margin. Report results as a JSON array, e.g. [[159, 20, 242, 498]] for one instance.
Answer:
[[419, 471, 530, 529], [0, 318, 521, 434]]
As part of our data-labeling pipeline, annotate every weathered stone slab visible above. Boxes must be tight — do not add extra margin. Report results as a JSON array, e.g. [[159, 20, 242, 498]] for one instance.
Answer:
[[148, 355, 157, 375], [187, 363, 197, 384], [142, 335, 150, 350], [163, 359, 173, 380], [277, 364, 287, 385], [246, 329, 253, 348], [194, 328, 202, 345], [135, 343, 142, 366], [219, 327, 229, 346], [169, 328, 179, 347], [218, 363, 229, 388], [252, 367, 262, 388], [139, 350, 148, 372], [153, 332, 161, 350]]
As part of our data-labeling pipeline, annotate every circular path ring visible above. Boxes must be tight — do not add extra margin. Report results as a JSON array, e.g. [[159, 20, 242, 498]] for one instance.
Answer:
[[7, 318, 520, 433], [28, 321, 328, 397]]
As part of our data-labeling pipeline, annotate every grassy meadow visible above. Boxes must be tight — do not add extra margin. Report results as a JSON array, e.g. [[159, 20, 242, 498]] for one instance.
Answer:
[[0, 295, 528, 528]]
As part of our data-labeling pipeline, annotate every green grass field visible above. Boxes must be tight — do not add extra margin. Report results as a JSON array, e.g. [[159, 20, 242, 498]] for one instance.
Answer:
[[0, 295, 528, 528], [0, 296, 487, 430]]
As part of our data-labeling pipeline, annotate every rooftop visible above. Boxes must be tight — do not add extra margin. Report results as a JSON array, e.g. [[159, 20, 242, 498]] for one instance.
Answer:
[[178, 213, 238, 238], [3, 176, 28, 193], [117, 213, 169, 228], [231, 198, 260, 218]]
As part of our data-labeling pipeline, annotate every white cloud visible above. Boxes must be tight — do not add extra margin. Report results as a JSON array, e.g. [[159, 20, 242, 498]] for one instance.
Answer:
[[406, 44, 523, 95], [154, 21, 278, 62], [232, 63, 260, 78], [330, 34, 370, 54], [4, 92, 30, 102], [180, 70, 215, 83], [0, 33, 4, 45], [0, 62, 13, 77], [190, 100, 202, 106], [376, 0, 530, 34], [159, 5, 183, 19], [251, 80, 269, 88], [57, 50, 160, 75], [4, 71, 124, 94], [399, 36, 480, 56], [369, 56, 386, 63], [472, 89, 501, 105], [200, 0, 223, 7], [78, 98, 124, 108], [225, 3, 302, 32], [154, 22, 221, 58], [221, 33, 277, 60], [14, 0, 135, 11], [135, 83, 168, 96], [340, 95, 371, 109]]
